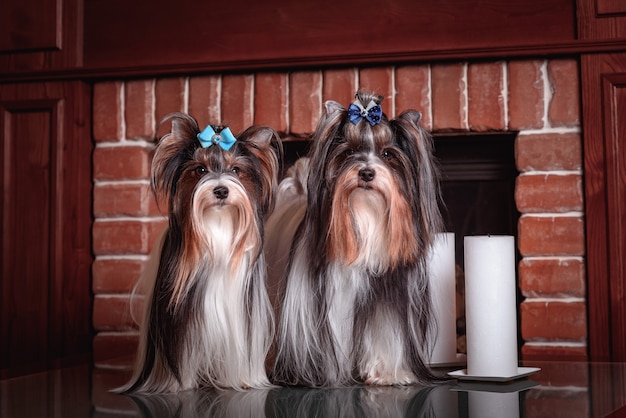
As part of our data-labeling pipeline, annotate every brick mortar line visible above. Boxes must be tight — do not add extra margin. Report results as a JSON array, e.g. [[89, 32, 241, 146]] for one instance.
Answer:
[[94, 294, 134, 299], [461, 63, 469, 130], [150, 79, 156, 138], [120, 82, 126, 140], [94, 140, 154, 148], [524, 341, 587, 348], [519, 212, 584, 218], [183, 77, 190, 114], [502, 61, 509, 130], [521, 297, 586, 303], [284, 72, 291, 133], [93, 216, 166, 222], [94, 179, 151, 186], [521, 255, 584, 261], [217, 75, 223, 122], [518, 126, 581, 134], [248, 74, 255, 126], [390, 66, 396, 118], [94, 254, 150, 261], [427, 65, 433, 129], [541, 59, 552, 129], [517, 170, 583, 176]]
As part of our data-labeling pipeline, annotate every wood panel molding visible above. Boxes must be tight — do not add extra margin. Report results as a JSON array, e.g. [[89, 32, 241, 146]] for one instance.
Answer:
[[0, 82, 92, 377], [0, 0, 61, 53], [578, 0, 626, 39], [582, 53, 626, 362], [0, 0, 83, 74], [596, 0, 626, 16]]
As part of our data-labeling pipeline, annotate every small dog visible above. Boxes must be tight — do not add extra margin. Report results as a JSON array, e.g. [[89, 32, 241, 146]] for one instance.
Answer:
[[266, 91, 443, 387], [120, 113, 281, 393]]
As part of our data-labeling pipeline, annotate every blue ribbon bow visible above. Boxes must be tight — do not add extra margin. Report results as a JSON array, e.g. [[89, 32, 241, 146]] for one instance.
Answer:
[[348, 100, 383, 126], [197, 126, 237, 151]]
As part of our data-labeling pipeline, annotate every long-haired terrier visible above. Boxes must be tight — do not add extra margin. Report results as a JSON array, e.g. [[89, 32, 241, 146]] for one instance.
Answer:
[[265, 91, 443, 387], [119, 113, 281, 393]]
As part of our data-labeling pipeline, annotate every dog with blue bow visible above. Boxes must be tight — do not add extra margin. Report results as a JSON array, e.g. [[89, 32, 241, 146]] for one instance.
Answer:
[[119, 113, 281, 393], [265, 91, 444, 387]]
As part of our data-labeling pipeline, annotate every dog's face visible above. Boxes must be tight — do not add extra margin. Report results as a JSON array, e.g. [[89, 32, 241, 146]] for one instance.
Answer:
[[151, 113, 280, 268], [305, 94, 441, 271]]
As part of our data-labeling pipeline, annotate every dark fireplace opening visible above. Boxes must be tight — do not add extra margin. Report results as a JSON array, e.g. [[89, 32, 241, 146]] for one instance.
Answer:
[[281, 133, 520, 268], [433, 133, 519, 268]]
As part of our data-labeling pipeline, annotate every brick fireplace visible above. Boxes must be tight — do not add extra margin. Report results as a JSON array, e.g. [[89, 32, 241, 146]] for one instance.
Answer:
[[91, 58, 586, 368]]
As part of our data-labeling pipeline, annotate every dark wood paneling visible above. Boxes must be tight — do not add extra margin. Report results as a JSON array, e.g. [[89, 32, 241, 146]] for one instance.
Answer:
[[579, 0, 626, 39], [596, 0, 626, 16], [603, 72, 626, 360], [0, 0, 60, 52], [1, 105, 54, 372], [0, 0, 82, 73], [581, 53, 626, 363], [83, 0, 577, 72], [0, 82, 92, 377]]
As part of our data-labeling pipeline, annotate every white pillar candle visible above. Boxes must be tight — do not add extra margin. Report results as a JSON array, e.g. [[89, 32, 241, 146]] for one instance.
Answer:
[[464, 235, 518, 377], [428, 232, 458, 364]]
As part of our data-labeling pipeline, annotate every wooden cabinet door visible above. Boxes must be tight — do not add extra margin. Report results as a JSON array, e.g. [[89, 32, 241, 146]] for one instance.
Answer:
[[578, 0, 626, 363], [582, 53, 626, 363], [0, 81, 92, 377]]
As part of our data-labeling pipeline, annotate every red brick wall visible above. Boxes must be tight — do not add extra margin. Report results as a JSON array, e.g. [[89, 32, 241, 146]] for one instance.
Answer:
[[91, 59, 585, 368]]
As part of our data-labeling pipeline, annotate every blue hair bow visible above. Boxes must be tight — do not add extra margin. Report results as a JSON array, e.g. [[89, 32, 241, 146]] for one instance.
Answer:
[[348, 100, 383, 126], [197, 126, 237, 151]]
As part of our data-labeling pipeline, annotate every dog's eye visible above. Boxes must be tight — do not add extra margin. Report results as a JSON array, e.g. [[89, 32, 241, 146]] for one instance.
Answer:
[[231, 166, 240, 176], [344, 148, 354, 157], [194, 166, 207, 176], [381, 150, 391, 160]]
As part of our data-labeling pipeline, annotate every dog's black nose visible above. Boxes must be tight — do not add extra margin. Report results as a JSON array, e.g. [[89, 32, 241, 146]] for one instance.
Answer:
[[213, 185, 229, 200], [359, 168, 375, 182]]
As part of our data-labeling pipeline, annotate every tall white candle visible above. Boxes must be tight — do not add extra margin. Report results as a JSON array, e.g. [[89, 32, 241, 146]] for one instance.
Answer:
[[468, 391, 520, 418], [464, 235, 518, 377], [428, 232, 458, 364]]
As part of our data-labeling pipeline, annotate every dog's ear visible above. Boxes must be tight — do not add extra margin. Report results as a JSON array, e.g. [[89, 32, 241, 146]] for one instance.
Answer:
[[151, 113, 202, 211], [397, 110, 422, 128], [324, 100, 344, 116], [161, 112, 201, 143], [239, 126, 282, 214], [243, 126, 277, 150]]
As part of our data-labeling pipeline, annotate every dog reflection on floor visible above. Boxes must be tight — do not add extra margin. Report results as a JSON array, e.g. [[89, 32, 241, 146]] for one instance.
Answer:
[[127, 385, 440, 418]]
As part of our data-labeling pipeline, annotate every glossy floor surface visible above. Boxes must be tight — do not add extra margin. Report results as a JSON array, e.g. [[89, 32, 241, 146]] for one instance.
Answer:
[[1, 361, 625, 417]]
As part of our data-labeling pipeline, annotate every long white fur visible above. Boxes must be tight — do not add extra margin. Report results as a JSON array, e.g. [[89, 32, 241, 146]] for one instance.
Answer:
[[269, 176, 422, 386], [120, 176, 273, 393]]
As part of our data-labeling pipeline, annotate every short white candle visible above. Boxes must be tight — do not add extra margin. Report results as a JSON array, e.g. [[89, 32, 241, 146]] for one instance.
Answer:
[[428, 232, 458, 364], [464, 235, 518, 377]]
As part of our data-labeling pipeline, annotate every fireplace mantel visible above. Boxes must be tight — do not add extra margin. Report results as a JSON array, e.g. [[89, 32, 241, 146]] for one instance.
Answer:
[[1, 0, 626, 79]]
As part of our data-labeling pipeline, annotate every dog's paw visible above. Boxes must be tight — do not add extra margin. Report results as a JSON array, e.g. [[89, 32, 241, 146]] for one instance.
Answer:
[[362, 362, 417, 386]]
